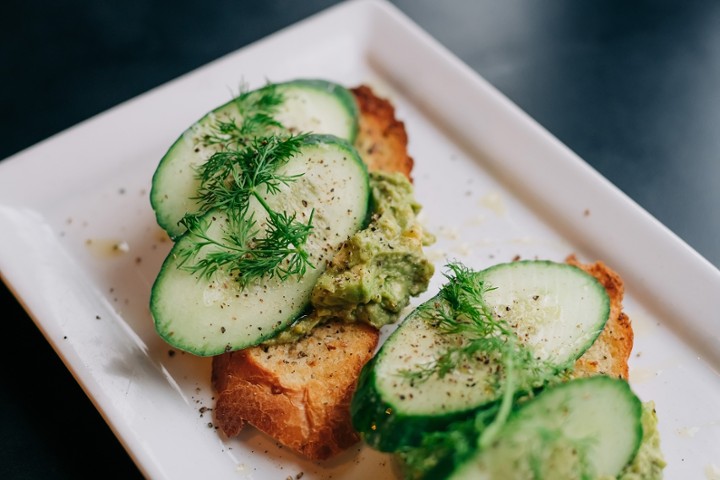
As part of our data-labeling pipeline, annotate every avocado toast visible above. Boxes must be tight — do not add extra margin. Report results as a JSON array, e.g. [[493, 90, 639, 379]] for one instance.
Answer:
[[149, 81, 435, 459], [350, 257, 664, 478]]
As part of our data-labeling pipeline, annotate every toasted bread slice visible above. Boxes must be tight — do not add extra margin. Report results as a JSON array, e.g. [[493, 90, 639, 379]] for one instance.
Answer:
[[212, 85, 415, 460], [212, 322, 379, 460], [351, 85, 414, 180], [568, 255, 634, 380]]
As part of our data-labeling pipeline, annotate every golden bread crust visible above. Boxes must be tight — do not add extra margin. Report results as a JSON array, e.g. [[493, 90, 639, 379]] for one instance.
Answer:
[[567, 255, 634, 380], [351, 85, 414, 180], [212, 322, 379, 460]]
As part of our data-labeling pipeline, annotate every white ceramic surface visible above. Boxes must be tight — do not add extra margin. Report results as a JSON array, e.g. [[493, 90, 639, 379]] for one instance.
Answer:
[[1, 0, 718, 478]]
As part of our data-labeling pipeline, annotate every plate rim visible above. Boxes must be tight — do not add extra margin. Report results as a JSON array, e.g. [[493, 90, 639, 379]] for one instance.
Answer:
[[1, 0, 719, 477]]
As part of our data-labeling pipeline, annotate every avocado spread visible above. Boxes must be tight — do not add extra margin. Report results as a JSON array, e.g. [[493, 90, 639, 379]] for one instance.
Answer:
[[268, 171, 435, 343]]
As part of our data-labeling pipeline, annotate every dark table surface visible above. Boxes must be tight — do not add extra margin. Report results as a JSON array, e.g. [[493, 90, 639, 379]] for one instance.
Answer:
[[2, 0, 719, 477]]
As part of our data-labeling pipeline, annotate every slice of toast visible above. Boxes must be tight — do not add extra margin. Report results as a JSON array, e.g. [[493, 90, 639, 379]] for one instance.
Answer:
[[568, 254, 634, 380], [212, 322, 379, 460], [351, 85, 414, 180], [212, 85, 415, 460]]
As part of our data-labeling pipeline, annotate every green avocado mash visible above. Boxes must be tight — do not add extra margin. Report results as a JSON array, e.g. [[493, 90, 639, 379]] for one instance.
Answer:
[[268, 171, 434, 343]]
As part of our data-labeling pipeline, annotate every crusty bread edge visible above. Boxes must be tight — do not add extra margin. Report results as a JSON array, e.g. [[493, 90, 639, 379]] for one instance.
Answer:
[[568, 254, 634, 380]]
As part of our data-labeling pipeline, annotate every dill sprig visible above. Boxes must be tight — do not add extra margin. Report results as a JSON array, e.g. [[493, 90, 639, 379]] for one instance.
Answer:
[[177, 207, 314, 286], [193, 134, 309, 215], [176, 84, 316, 287], [402, 263, 568, 447], [201, 84, 285, 149], [400, 263, 507, 382]]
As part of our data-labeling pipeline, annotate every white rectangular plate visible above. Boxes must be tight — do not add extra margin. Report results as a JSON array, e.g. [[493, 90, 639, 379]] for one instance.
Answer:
[[1, 0, 719, 478]]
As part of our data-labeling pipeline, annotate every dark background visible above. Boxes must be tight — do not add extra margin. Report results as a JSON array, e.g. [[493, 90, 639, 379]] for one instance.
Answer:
[[2, 0, 719, 477]]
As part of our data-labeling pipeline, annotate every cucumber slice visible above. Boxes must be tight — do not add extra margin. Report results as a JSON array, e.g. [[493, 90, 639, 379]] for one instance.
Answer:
[[151, 79, 359, 239], [352, 261, 610, 451], [150, 135, 369, 356], [480, 260, 610, 364], [447, 376, 643, 480]]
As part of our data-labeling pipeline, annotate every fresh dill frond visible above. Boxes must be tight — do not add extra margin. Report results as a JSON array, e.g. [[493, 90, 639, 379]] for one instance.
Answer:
[[231, 206, 315, 285], [400, 262, 570, 447], [176, 83, 317, 287], [400, 262, 507, 383], [177, 207, 315, 287], [201, 84, 286, 149], [193, 134, 308, 216]]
